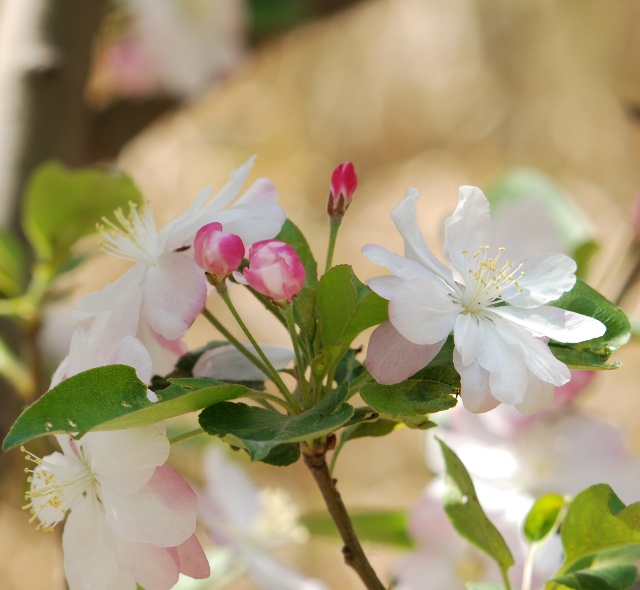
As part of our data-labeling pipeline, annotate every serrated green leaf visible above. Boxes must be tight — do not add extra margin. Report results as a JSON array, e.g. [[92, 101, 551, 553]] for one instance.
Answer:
[[198, 382, 354, 461], [317, 265, 388, 354], [21, 161, 142, 270], [553, 484, 640, 577], [3, 367, 252, 450], [302, 510, 413, 549], [0, 229, 26, 297], [438, 438, 515, 575], [524, 493, 565, 544], [550, 279, 630, 355], [552, 565, 638, 590]]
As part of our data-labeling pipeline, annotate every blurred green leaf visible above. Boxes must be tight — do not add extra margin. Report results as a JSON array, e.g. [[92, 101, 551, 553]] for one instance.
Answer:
[[552, 565, 638, 590], [523, 493, 565, 544], [0, 229, 26, 297], [3, 368, 252, 450], [22, 161, 142, 270], [438, 438, 514, 576]]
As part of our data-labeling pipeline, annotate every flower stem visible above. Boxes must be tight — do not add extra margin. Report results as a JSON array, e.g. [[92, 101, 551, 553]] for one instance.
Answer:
[[169, 428, 205, 445], [325, 217, 342, 274], [303, 447, 386, 590], [347, 369, 374, 397], [216, 287, 301, 414], [283, 304, 310, 408]]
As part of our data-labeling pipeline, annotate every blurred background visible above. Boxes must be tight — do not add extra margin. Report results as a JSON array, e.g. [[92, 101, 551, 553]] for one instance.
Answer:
[[1, 0, 640, 588]]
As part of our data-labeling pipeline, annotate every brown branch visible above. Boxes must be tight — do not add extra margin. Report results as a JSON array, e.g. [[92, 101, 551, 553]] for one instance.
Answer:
[[303, 446, 386, 590]]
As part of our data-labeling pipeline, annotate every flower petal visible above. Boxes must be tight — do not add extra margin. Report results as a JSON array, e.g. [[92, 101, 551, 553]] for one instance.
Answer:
[[454, 314, 482, 366], [362, 244, 434, 283], [137, 321, 187, 376], [176, 534, 211, 579], [504, 253, 577, 308], [453, 351, 500, 413], [109, 335, 153, 384], [389, 277, 459, 345], [443, 186, 491, 273], [115, 538, 180, 590], [489, 305, 605, 343], [142, 252, 207, 340], [193, 344, 295, 381], [514, 378, 556, 414], [101, 464, 198, 547], [366, 275, 405, 299], [390, 188, 455, 281], [365, 321, 445, 385]]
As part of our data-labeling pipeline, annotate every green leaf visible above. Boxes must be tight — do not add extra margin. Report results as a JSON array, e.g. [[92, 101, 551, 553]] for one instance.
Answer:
[[552, 565, 638, 590], [554, 484, 640, 577], [549, 347, 620, 371], [21, 161, 142, 270], [302, 510, 414, 549], [258, 443, 301, 467], [438, 438, 515, 575], [3, 367, 252, 450], [317, 265, 388, 354], [524, 493, 565, 544], [0, 229, 26, 297], [550, 279, 630, 355], [334, 347, 366, 385], [276, 219, 318, 336], [198, 383, 354, 461]]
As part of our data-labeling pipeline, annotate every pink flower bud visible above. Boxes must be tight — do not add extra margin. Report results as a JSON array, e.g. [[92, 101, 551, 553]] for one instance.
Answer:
[[328, 162, 358, 218], [194, 222, 245, 278], [241, 240, 305, 302]]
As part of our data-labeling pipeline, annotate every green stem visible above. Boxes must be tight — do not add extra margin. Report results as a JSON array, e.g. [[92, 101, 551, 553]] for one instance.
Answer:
[[249, 390, 295, 413], [217, 287, 300, 414], [347, 370, 374, 397], [283, 304, 310, 408], [325, 217, 342, 274], [169, 428, 205, 445], [0, 337, 35, 398], [500, 568, 513, 590]]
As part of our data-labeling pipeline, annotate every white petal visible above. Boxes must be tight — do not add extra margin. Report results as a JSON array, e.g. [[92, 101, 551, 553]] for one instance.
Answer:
[[389, 277, 459, 345], [505, 253, 577, 308], [136, 321, 187, 376], [515, 378, 556, 414], [390, 188, 455, 281], [159, 186, 212, 251], [63, 493, 136, 590], [72, 264, 145, 319], [202, 156, 256, 214], [453, 350, 500, 413], [115, 538, 180, 590], [216, 198, 286, 245], [443, 186, 491, 273], [366, 275, 404, 299], [362, 244, 435, 282], [102, 464, 198, 547], [85, 425, 169, 495], [142, 253, 207, 340], [453, 314, 482, 366], [109, 336, 153, 384], [193, 344, 295, 381], [365, 321, 446, 385], [489, 305, 605, 343]]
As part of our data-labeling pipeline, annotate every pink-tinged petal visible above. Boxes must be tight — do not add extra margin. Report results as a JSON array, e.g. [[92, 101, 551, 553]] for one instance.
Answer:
[[137, 320, 187, 375], [453, 351, 500, 413], [390, 189, 455, 282], [193, 344, 294, 381], [63, 493, 137, 590], [443, 186, 491, 273], [176, 534, 210, 579], [362, 244, 436, 282], [389, 277, 459, 345], [366, 275, 404, 299], [366, 321, 445, 385], [109, 335, 153, 384], [505, 253, 577, 308], [454, 314, 482, 366], [72, 263, 146, 319], [85, 425, 170, 494], [142, 252, 207, 340], [115, 538, 180, 590], [476, 320, 529, 404], [84, 300, 142, 352], [515, 378, 556, 414], [102, 464, 197, 546], [489, 305, 605, 343]]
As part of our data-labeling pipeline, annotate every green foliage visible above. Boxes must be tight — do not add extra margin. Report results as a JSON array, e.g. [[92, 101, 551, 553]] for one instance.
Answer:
[[22, 161, 142, 271], [334, 347, 366, 385], [438, 438, 514, 577], [3, 367, 252, 450], [317, 264, 388, 356], [552, 566, 638, 590], [198, 383, 354, 462], [523, 493, 565, 544], [302, 510, 414, 549], [0, 229, 26, 297]]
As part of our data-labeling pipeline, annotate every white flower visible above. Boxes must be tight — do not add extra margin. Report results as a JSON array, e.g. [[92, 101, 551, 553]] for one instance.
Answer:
[[363, 186, 605, 413], [23, 425, 209, 590], [198, 447, 328, 590], [72, 157, 285, 374]]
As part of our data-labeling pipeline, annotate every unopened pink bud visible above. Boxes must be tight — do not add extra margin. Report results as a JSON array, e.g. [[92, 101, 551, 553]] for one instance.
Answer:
[[241, 240, 305, 302], [194, 222, 245, 279], [328, 162, 358, 218]]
